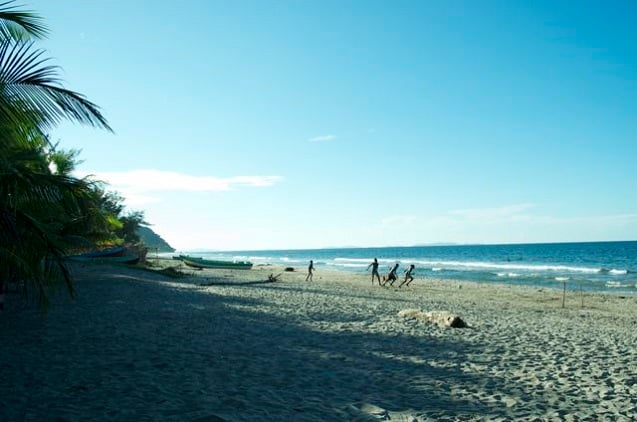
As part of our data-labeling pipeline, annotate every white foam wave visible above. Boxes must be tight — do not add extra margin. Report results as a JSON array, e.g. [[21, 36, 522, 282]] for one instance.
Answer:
[[606, 281, 622, 288], [330, 263, 368, 268], [279, 257, 304, 263], [334, 258, 373, 263], [334, 257, 414, 266], [409, 259, 600, 274], [330, 256, 604, 275], [230, 255, 254, 261], [268, 256, 629, 280], [555, 277, 570, 282], [496, 272, 520, 278]]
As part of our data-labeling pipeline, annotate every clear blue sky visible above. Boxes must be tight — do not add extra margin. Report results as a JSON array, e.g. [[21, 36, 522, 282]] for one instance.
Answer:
[[31, 0, 637, 250]]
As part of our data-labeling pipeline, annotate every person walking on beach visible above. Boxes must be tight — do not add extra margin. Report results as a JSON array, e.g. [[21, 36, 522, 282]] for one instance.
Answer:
[[382, 263, 400, 286], [306, 260, 315, 282], [399, 264, 416, 288], [367, 258, 381, 285]]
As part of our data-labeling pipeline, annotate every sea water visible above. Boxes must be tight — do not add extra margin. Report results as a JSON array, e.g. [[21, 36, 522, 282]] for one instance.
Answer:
[[180, 241, 637, 294]]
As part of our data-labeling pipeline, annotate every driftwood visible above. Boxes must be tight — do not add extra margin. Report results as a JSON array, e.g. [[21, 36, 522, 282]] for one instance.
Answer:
[[267, 273, 283, 282], [398, 309, 467, 328]]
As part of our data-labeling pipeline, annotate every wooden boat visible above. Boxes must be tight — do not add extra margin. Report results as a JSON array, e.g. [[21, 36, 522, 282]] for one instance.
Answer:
[[179, 256, 253, 270], [173, 254, 202, 261], [77, 246, 127, 258], [66, 254, 140, 265]]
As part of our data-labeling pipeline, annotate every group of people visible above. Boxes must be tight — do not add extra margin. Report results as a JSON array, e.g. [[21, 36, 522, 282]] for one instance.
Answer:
[[367, 258, 415, 287], [304, 258, 416, 288]]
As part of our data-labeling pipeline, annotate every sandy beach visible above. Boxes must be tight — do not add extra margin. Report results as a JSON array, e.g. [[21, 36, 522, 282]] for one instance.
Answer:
[[1, 261, 636, 421]]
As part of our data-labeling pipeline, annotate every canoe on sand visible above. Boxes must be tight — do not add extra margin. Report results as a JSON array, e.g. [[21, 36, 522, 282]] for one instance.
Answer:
[[178, 256, 253, 270]]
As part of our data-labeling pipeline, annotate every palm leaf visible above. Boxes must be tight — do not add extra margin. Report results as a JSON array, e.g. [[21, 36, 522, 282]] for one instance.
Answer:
[[0, 1, 48, 41], [0, 39, 112, 131]]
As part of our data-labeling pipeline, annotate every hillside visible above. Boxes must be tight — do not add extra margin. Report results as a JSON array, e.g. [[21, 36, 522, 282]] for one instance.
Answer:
[[137, 226, 175, 252]]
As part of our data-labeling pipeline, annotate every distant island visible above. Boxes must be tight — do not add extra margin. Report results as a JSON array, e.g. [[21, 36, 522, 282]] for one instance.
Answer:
[[413, 242, 461, 247]]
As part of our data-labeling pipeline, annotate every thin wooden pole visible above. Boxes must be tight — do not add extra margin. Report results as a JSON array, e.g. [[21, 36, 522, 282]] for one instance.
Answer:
[[562, 281, 566, 308]]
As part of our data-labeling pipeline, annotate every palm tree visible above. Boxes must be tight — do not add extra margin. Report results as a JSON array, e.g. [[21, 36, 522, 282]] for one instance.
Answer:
[[0, 1, 112, 308]]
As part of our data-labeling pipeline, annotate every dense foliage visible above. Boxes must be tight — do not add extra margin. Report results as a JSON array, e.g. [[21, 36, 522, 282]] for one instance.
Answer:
[[0, 2, 143, 307]]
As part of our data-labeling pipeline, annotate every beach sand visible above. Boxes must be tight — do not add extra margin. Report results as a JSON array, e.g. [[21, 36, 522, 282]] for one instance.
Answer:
[[1, 261, 636, 421]]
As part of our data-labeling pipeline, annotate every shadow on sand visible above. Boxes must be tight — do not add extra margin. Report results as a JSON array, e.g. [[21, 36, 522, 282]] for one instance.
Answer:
[[1, 264, 518, 420]]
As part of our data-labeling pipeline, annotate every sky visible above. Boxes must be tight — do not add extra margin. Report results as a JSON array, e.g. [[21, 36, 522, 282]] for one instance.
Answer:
[[28, 0, 637, 251]]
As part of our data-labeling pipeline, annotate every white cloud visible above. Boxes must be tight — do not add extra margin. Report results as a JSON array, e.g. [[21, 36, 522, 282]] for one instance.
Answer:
[[309, 134, 336, 142], [410, 204, 637, 244], [78, 169, 282, 192], [521, 212, 637, 227], [75, 169, 283, 205], [381, 215, 417, 227], [118, 193, 163, 208], [444, 204, 637, 228], [448, 203, 536, 221]]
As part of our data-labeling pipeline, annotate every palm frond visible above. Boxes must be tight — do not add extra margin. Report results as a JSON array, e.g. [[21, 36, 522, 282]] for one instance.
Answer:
[[0, 1, 48, 41], [0, 39, 112, 131]]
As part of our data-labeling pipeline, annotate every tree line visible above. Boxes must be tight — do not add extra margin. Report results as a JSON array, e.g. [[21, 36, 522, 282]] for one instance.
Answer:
[[1, 2, 145, 308]]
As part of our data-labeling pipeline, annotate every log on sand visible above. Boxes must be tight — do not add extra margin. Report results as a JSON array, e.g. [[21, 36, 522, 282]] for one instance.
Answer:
[[398, 309, 467, 328]]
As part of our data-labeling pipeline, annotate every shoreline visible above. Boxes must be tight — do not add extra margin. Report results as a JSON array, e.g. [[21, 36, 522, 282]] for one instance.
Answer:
[[162, 242, 637, 296], [1, 262, 636, 420], [181, 257, 637, 299]]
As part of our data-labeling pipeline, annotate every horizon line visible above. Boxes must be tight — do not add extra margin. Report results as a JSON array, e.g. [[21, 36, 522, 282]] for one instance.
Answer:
[[175, 239, 637, 253]]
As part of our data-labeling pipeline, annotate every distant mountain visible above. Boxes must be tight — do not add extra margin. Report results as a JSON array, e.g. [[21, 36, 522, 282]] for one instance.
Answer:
[[413, 242, 462, 247], [137, 226, 175, 252]]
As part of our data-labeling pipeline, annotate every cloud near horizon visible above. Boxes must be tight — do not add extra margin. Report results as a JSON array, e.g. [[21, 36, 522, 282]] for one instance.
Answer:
[[75, 169, 282, 206], [380, 205, 536, 229], [309, 134, 336, 142], [447, 203, 536, 222], [409, 204, 637, 244], [444, 204, 637, 227], [381, 215, 417, 227]]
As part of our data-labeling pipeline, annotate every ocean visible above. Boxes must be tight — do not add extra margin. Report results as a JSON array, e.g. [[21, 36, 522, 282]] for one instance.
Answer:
[[177, 241, 637, 294]]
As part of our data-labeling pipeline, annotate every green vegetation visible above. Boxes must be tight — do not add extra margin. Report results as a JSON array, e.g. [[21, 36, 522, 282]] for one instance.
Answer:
[[0, 2, 148, 308], [137, 226, 175, 253]]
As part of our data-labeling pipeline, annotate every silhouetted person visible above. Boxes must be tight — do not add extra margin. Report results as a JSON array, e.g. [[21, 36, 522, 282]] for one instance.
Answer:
[[306, 260, 315, 281], [383, 263, 400, 286], [399, 264, 416, 288], [367, 258, 381, 285]]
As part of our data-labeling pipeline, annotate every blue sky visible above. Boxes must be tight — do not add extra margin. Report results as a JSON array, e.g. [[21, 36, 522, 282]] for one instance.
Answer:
[[30, 0, 637, 250]]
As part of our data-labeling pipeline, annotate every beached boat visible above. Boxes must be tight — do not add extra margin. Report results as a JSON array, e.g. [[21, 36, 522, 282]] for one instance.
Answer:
[[66, 254, 140, 265], [76, 246, 128, 258], [179, 256, 253, 270]]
